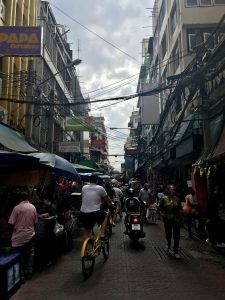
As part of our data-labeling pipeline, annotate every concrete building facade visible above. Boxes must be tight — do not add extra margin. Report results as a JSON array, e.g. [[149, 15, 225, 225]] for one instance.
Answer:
[[0, 0, 38, 128], [0, 0, 88, 164], [128, 0, 225, 190]]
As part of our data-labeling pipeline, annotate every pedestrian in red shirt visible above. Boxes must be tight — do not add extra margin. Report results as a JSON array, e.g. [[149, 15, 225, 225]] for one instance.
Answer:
[[8, 191, 38, 282]]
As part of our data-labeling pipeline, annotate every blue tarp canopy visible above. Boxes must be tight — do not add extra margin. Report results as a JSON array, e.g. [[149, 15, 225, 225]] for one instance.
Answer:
[[0, 150, 40, 166], [29, 152, 80, 180]]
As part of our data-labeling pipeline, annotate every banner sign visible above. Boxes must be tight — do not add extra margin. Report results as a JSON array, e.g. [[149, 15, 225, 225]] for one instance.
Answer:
[[0, 26, 42, 56], [65, 116, 93, 131], [91, 140, 106, 147], [125, 156, 134, 170], [58, 142, 80, 153]]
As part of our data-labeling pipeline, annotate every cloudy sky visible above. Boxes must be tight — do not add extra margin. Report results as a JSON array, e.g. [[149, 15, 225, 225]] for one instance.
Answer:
[[49, 0, 155, 171]]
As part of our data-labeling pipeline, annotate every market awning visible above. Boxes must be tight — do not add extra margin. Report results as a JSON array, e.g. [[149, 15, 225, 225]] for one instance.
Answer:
[[174, 113, 202, 144], [133, 159, 152, 175], [72, 163, 97, 172], [29, 152, 80, 180], [194, 114, 224, 166], [174, 119, 191, 142], [0, 122, 37, 153], [78, 159, 99, 170], [0, 150, 40, 166]]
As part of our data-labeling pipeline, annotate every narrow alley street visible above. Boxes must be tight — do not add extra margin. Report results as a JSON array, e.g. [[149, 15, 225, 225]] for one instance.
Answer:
[[11, 217, 225, 300]]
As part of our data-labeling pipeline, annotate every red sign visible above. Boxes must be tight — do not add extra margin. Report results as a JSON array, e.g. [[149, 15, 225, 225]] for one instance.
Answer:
[[91, 140, 106, 147]]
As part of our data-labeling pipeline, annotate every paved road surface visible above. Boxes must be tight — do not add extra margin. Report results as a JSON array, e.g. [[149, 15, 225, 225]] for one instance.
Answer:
[[11, 217, 225, 300]]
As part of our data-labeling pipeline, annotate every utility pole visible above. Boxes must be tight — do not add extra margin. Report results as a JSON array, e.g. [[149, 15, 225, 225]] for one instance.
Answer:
[[201, 93, 212, 196], [25, 60, 34, 143], [47, 87, 55, 153]]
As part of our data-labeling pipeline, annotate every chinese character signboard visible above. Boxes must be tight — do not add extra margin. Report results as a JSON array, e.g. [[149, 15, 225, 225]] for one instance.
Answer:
[[0, 26, 42, 56]]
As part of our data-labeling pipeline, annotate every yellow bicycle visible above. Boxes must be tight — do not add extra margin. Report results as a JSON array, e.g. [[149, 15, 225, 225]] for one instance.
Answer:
[[81, 224, 110, 278]]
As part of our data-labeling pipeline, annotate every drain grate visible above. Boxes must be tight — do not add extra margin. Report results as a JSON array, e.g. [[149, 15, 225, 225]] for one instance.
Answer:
[[152, 246, 194, 261], [152, 246, 169, 260], [179, 247, 194, 260]]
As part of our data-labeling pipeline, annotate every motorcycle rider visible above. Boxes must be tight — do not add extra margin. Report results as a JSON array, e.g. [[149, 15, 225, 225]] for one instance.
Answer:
[[112, 182, 124, 218], [123, 188, 146, 235]]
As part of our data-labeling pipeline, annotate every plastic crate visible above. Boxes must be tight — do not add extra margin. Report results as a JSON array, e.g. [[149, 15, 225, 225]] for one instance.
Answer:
[[0, 251, 21, 300]]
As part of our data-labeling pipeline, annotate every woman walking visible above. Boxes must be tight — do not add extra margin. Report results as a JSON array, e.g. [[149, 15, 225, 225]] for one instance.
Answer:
[[158, 185, 182, 259]]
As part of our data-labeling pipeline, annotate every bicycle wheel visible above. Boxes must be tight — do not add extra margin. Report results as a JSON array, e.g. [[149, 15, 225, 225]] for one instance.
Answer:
[[81, 239, 95, 278], [107, 223, 112, 237], [102, 232, 110, 260]]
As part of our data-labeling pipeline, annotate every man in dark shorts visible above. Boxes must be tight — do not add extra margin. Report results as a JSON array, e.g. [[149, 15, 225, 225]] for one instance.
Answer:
[[80, 175, 112, 240]]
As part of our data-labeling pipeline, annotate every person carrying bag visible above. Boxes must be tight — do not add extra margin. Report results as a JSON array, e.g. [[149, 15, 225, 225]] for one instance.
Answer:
[[183, 189, 197, 238]]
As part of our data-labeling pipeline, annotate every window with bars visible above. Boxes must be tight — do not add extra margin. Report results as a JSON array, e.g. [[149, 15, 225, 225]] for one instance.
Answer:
[[187, 27, 217, 52], [161, 33, 167, 59], [170, 3, 177, 34], [186, 0, 198, 6], [199, 0, 212, 5], [214, 0, 225, 3], [172, 42, 179, 73], [203, 32, 216, 49], [187, 33, 202, 51], [186, 0, 225, 5], [159, 0, 166, 28]]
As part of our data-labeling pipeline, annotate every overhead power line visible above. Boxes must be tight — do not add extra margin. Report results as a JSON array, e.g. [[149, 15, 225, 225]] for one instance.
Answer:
[[83, 50, 190, 98], [0, 82, 173, 106], [50, 3, 140, 63]]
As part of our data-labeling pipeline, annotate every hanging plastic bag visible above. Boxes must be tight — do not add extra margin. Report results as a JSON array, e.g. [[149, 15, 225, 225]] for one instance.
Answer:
[[53, 221, 64, 236], [182, 202, 192, 214]]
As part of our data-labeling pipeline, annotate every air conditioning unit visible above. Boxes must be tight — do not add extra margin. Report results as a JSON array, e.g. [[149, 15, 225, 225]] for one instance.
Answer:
[[0, 106, 7, 123], [50, 25, 57, 35], [0, 1, 6, 22]]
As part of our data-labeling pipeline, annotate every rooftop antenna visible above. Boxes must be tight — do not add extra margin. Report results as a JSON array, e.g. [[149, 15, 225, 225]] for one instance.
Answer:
[[77, 39, 80, 59]]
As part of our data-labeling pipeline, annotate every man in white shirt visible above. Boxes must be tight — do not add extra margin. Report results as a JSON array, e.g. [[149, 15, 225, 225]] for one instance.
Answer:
[[80, 175, 112, 240]]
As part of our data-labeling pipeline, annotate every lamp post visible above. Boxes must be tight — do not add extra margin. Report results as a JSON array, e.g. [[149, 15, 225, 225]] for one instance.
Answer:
[[110, 127, 134, 130], [25, 58, 82, 149], [25, 60, 35, 143], [36, 58, 82, 89]]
